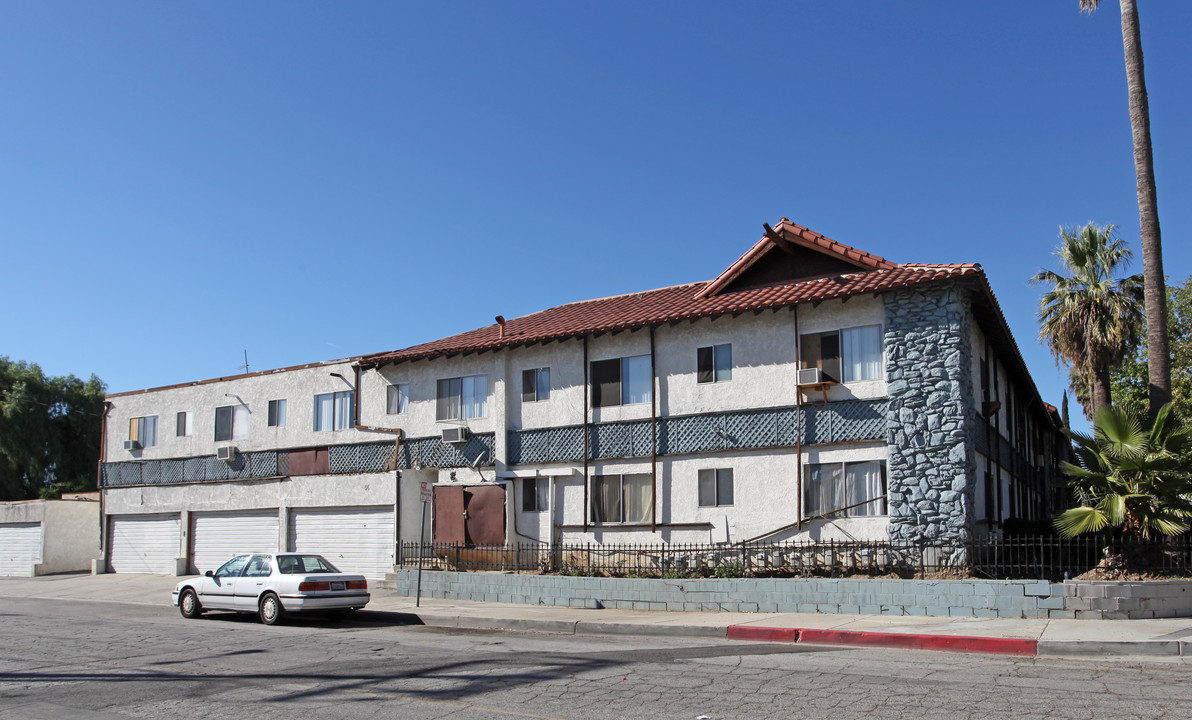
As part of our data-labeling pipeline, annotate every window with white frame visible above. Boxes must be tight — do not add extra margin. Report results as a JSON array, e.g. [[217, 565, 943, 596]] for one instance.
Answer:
[[214, 405, 249, 442], [175, 411, 192, 437], [522, 368, 550, 402], [267, 399, 287, 427], [698, 468, 734, 507], [803, 460, 887, 518], [523, 477, 549, 512], [590, 473, 652, 524], [386, 384, 409, 414], [697, 344, 732, 384], [590, 355, 651, 407], [436, 375, 487, 421], [129, 416, 157, 447], [313, 391, 353, 431], [799, 325, 883, 382]]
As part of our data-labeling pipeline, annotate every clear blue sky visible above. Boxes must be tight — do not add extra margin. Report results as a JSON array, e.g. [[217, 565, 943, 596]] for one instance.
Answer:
[[2, 2, 1189, 419]]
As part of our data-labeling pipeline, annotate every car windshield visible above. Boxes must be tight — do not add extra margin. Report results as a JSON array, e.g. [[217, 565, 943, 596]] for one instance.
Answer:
[[276, 555, 341, 574]]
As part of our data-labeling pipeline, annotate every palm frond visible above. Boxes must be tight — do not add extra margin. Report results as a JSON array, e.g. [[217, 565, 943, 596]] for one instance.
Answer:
[[1054, 506, 1108, 537]]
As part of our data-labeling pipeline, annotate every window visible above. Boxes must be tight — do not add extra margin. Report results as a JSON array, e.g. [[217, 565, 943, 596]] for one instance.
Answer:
[[590, 473, 652, 524], [244, 555, 272, 577], [175, 411, 192, 437], [314, 391, 353, 431], [590, 355, 652, 407], [213, 555, 248, 579], [698, 468, 734, 507], [522, 368, 550, 403], [800, 325, 882, 382], [386, 384, 409, 415], [697, 344, 732, 384], [803, 460, 887, 518], [129, 416, 157, 447], [267, 399, 287, 427], [214, 404, 250, 441], [523, 477, 549, 512], [436, 375, 487, 421]]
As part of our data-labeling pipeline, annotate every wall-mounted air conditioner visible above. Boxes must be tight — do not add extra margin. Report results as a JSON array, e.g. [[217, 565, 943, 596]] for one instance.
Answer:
[[217, 446, 238, 462], [441, 427, 470, 444], [123, 440, 142, 451], [797, 368, 836, 385]]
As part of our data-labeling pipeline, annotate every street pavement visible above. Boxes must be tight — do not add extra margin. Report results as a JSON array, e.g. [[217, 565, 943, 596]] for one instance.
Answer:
[[2, 572, 1190, 660]]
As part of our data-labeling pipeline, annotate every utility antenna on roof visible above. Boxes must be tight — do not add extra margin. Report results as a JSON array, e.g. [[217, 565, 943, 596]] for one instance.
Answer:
[[238, 349, 250, 374]]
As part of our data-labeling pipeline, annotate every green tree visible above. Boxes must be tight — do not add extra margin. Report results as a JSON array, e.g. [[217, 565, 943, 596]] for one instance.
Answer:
[[0, 358, 106, 500], [1054, 404, 1192, 537], [1081, 0, 1170, 413], [1109, 275, 1192, 417], [1032, 223, 1144, 418]]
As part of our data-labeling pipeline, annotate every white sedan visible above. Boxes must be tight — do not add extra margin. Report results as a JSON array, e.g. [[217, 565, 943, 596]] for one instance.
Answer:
[[172, 553, 370, 625]]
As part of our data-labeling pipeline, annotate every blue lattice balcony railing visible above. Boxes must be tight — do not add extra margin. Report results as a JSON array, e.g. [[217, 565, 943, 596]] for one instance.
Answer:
[[508, 399, 887, 465]]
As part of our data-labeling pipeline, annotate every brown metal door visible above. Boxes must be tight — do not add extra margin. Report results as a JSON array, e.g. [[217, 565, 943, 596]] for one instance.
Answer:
[[432, 484, 506, 547], [432, 485, 465, 544], [463, 485, 506, 546]]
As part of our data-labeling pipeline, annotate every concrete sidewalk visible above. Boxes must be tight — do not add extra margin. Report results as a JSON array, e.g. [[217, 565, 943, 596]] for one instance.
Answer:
[[3, 573, 1191, 660]]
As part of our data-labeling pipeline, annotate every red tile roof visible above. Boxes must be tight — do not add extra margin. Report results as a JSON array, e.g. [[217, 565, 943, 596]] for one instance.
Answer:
[[359, 263, 981, 367], [697, 219, 898, 299]]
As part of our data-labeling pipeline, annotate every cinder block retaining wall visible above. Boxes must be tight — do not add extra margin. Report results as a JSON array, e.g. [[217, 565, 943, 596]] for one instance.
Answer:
[[390, 571, 1192, 620]]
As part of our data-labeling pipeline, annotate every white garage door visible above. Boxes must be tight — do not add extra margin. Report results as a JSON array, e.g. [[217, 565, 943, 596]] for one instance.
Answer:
[[190, 510, 280, 575], [0, 523, 43, 577], [109, 514, 181, 574], [289, 507, 394, 580]]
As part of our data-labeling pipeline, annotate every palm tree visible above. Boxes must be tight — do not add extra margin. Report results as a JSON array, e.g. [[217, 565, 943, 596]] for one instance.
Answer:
[[1032, 223, 1143, 417], [1054, 404, 1192, 538], [1081, 0, 1171, 413]]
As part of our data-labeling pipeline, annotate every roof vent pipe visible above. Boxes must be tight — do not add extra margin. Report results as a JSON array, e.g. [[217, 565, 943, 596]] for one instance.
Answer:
[[495, 315, 506, 339]]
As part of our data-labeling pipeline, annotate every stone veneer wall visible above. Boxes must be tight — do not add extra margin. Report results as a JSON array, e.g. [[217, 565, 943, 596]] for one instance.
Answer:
[[389, 571, 1192, 620], [883, 283, 978, 544]]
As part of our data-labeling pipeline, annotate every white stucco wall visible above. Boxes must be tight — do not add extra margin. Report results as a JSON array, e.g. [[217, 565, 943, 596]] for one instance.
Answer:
[[39, 500, 101, 574], [105, 359, 374, 461], [103, 471, 396, 516]]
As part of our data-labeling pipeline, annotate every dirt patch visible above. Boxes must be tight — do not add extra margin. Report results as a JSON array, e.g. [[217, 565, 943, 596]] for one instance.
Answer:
[[1073, 553, 1192, 581]]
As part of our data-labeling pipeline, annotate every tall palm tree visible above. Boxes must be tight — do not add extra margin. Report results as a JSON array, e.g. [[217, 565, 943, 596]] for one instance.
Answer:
[[1032, 223, 1144, 417], [1081, 0, 1171, 413]]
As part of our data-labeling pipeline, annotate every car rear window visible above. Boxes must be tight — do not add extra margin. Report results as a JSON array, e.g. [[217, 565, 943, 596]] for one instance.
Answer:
[[277, 555, 341, 574]]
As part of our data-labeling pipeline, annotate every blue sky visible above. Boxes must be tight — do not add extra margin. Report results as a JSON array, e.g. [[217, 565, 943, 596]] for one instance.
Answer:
[[2, 2, 1189, 418]]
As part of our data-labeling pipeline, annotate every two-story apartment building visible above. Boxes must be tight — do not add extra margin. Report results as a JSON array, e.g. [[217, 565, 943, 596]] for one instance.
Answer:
[[99, 219, 1063, 577]]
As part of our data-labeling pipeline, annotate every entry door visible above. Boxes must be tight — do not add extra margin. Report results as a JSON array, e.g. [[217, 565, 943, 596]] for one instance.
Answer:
[[432, 485, 506, 546]]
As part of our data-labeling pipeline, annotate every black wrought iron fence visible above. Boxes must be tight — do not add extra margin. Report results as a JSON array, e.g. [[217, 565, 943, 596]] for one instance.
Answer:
[[398, 534, 1192, 581]]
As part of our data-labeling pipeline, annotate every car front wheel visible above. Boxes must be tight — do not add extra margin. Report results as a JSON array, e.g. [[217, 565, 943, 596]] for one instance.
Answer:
[[259, 593, 284, 625], [179, 588, 203, 619]]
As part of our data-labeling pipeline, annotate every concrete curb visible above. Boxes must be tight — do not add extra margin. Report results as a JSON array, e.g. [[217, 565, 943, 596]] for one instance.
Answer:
[[358, 611, 1188, 658], [726, 625, 1036, 656], [1036, 641, 1184, 658], [574, 622, 727, 638]]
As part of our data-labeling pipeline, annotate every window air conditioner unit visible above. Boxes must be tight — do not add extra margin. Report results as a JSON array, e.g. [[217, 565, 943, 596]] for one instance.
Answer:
[[217, 446, 238, 462], [123, 440, 142, 451], [797, 368, 836, 385], [441, 427, 470, 444]]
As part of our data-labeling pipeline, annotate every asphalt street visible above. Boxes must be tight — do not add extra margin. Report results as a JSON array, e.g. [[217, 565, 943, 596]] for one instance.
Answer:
[[1, 597, 1190, 720]]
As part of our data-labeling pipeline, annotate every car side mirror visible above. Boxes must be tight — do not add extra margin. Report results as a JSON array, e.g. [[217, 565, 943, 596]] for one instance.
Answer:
[[205, 570, 214, 577]]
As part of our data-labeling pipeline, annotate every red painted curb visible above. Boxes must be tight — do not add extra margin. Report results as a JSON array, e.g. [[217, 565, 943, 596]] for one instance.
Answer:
[[727, 625, 1037, 656], [726, 626, 799, 643]]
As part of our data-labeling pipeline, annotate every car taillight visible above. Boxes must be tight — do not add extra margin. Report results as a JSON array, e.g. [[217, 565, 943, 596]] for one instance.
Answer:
[[299, 581, 331, 591], [346, 580, 367, 590]]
